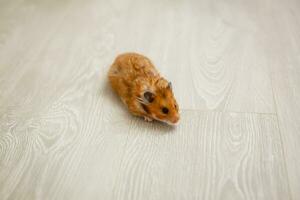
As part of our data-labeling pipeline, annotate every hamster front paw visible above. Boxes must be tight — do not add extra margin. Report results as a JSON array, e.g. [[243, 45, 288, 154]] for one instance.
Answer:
[[143, 116, 153, 122]]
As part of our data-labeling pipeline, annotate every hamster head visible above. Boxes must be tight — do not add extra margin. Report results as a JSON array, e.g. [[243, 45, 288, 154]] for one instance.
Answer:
[[139, 78, 180, 125]]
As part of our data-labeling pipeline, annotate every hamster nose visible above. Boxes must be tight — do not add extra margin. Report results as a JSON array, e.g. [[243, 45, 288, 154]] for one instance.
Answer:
[[172, 116, 180, 124]]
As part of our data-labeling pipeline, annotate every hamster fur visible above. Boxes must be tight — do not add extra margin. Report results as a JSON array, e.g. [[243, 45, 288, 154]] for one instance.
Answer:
[[108, 53, 180, 125]]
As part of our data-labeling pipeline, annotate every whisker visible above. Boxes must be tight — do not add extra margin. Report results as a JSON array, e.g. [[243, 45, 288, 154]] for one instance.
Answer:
[[137, 97, 149, 105]]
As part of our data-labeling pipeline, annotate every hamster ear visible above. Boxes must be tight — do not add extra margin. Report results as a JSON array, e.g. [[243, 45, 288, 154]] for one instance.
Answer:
[[143, 91, 155, 103], [167, 82, 172, 90]]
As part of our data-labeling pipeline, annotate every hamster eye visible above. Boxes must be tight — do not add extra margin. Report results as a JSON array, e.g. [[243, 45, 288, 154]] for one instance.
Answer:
[[162, 107, 169, 114]]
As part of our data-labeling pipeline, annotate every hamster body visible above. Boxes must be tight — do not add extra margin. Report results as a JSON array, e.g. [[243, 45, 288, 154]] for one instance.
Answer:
[[108, 53, 180, 125]]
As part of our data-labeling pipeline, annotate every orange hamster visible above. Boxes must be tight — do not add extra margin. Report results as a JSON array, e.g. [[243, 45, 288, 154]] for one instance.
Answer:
[[108, 53, 180, 125]]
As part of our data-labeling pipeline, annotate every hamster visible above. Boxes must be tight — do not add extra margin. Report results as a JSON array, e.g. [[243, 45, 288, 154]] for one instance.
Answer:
[[108, 53, 180, 125]]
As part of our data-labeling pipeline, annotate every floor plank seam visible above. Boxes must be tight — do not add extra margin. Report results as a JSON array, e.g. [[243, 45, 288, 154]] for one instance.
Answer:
[[180, 109, 277, 116], [269, 68, 293, 200]]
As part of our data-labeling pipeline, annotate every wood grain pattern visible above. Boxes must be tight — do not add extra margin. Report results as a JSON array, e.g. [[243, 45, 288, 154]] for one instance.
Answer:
[[0, 0, 127, 199], [112, 111, 289, 200], [263, 0, 300, 199], [0, 0, 297, 199], [110, 0, 275, 113]]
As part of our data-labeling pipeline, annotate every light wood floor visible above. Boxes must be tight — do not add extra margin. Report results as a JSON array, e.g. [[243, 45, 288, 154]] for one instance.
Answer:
[[0, 0, 299, 199]]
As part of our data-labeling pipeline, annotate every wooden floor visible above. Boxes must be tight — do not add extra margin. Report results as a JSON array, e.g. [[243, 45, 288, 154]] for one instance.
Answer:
[[0, 0, 299, 199]]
